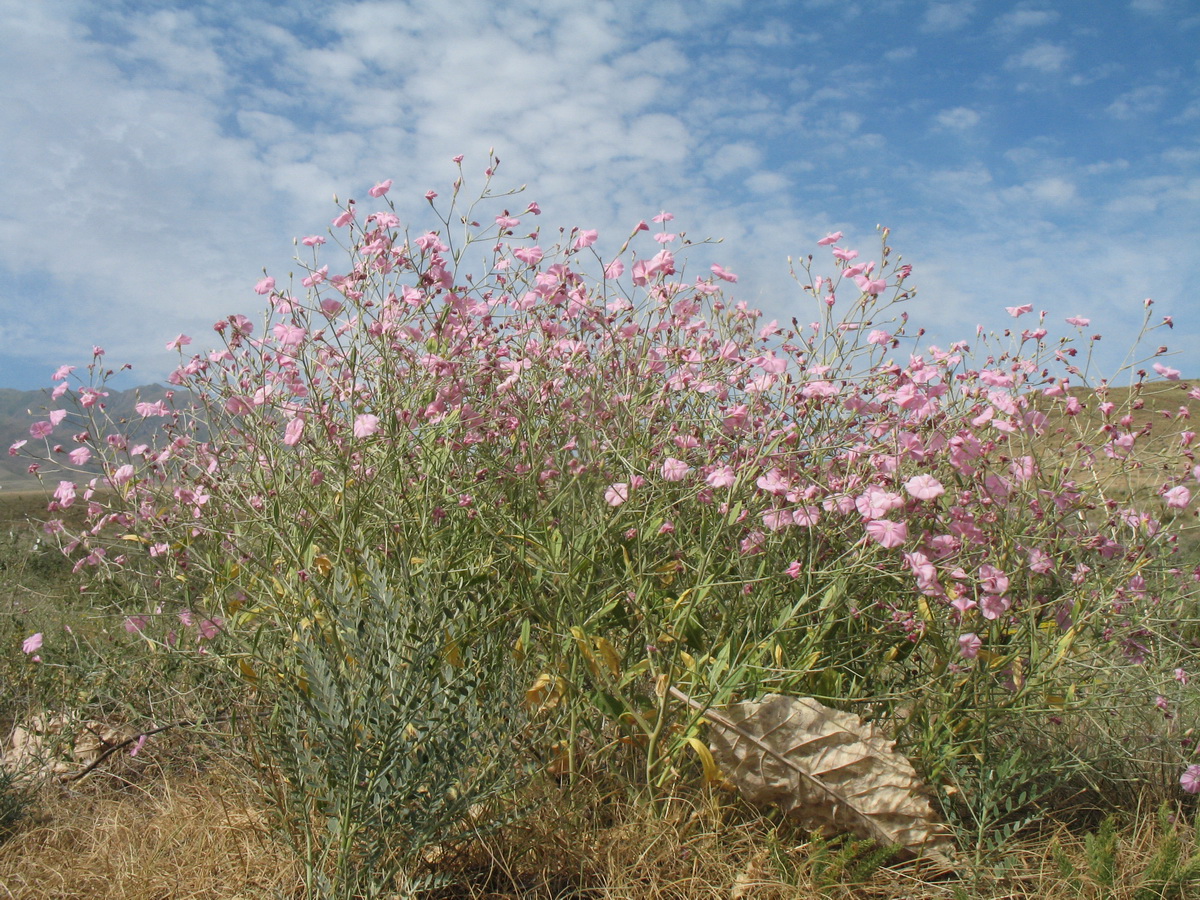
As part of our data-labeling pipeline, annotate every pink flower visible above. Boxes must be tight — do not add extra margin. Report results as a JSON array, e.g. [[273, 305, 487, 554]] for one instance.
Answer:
[[136, 400, 170, 417], [792, 506, 821, 527], [22, 632, 43, 654], [1065, 316, 1090, 327], [53, 480, 76, 507], [958, 633, 982, 659], [1181, 765, 1200, 794], [254, 277, 276, 295], [196, 617, 222, 641], [855, 487, 903, 518], [1175, 668, 1189, 685], [368, 179, 392, 198], [68, 447, 91, 465], [762, 509, 793, 531], [514, 246, 544, 266], [353, 414, 379, 438], [865, 518, 908, 548], [573, 229, 598, 249], [301, 235, 326, 247], [854, 274, 887, 295], [1165, 485, 1191, 509], [165, 334, 192, 351], [273, 322, 307, 348], [52, 365, 75, 380], [283, 417, 305, 446], [711, 264, 738, 283], [1027, 547, 1054, 574], [124, 616, 149, 634], [604, 259, 625, 279], [786, 560, 803, 578], [1154, 362, 1182, 381], [661, 457, 691, 482], [757, 468, 790, 495], [979, 594, 1012, 620], [110, 464, 135, 486], [903, 474, 945, 500], [1005, 304, 1034, 317], [706, 465, 737, 489], [604, 482, 630, 507], [129, 735, 147, 757], [30, 421, 53, 439], [332, 209, 355, 228], [817, 231, 843, 246]]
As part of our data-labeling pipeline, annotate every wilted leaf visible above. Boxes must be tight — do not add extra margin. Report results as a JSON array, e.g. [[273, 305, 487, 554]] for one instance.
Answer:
[[525, 672, 565, 713], [676, 690, 954, 865]]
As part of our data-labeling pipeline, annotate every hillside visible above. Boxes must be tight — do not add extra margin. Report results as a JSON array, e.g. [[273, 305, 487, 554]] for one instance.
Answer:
[[0, 384, 175, 491]]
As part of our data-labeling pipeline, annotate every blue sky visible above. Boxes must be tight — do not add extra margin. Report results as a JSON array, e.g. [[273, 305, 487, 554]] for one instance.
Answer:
[[1, 0, 1197, 390]]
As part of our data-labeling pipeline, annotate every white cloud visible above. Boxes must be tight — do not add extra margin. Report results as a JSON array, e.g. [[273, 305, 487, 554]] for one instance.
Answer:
[[744, 171, 791, 196], [921, 1, 976, 33], [993, 8, 1059, 34], [884, 46, 917, 62], [1005, 41, 1071, 74], [705, 143, 764, 179], [935, 107, 981, 130], [0, 0, 1195, 388], [1106, 84, 1169, 119], [729, 22, 796, 47]]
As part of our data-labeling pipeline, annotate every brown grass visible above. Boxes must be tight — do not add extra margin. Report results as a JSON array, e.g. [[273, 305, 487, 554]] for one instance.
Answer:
[[3, 727, 1200, 898], [0, 761, 301, 900]]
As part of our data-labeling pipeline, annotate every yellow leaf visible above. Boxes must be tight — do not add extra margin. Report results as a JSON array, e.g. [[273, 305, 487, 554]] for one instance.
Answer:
[[680, 651, 697, 670], [594, 637, 621, 678], [570, 626, 599, 677], [238, 659, 258, 684], [687, 737, 723, 784], [525, 673, 565, 712], [444, 632, 464, 668], [655, 673, 670, 698], [774, 644, 784, 668], [917, 597, 934, 623], [1051, 626, 1078, 666], [669, 588, 695, 614], [312, 554, 332, 577]]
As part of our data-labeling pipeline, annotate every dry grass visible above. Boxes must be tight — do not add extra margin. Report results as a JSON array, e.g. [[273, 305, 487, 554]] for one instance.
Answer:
[[2, 731, 1199, 898], [0, 759, 301, 900]]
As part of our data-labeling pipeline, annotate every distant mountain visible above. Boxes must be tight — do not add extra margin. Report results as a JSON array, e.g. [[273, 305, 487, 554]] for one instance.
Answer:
[[0, 384, 174, 491]]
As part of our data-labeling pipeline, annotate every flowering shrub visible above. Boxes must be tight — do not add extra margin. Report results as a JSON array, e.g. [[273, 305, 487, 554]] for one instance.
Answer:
[[14, 154, 1200, 844]]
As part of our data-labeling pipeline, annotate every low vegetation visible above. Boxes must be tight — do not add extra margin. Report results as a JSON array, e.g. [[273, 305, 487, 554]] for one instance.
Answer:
[[3, 157, 1198, 897]]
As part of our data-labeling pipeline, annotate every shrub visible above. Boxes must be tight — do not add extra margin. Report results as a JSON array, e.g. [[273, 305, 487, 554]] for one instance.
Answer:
[[13, 154, 1200, 880]]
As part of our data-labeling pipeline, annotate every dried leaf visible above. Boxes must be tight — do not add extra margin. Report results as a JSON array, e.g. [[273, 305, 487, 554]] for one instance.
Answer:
[[674, 689, 954, 865]]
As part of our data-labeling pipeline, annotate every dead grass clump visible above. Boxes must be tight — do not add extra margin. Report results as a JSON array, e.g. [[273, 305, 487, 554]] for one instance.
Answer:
[[0, 763, 300, 899]]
